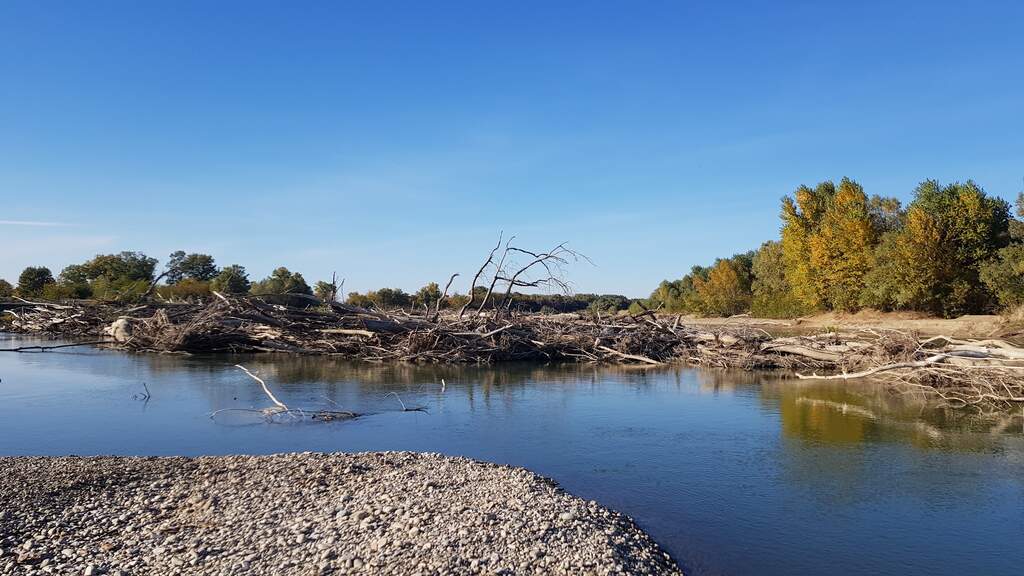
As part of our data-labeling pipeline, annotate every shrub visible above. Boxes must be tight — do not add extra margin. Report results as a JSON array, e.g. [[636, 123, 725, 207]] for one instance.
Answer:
[[157, 279, 212, 301]]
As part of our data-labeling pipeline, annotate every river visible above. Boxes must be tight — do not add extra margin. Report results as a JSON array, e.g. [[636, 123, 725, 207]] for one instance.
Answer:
[[1, 334, 1021, 575]]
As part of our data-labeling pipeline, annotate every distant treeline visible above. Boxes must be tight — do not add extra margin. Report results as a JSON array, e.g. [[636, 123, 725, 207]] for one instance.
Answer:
[[8, 177, 1020, 320], [1, 251, 633, 315], [634, 178, 1024, 318]]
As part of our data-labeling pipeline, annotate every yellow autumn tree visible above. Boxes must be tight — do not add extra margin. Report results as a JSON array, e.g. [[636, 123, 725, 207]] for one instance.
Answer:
[[780, 181, 835, 310], [808, 178, 876, 311], [694, 258, 751, 316]]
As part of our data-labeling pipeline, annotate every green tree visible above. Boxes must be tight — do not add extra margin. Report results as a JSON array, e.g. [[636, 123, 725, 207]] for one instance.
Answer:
[[979, 192, 1024, 311], [55, 264, 93, 299], [889, 180, 1009, 316], [67, 251, 158, 300], [587, 295, 631, 315], [58, 264, 91, 285], [166, 251, 218, 284], [371, 287, 412, 309], [0, 279, 13, 298], [210, 265, 251, 294], [250, 267, 312, 295], [647, 266, 710, 314], [980, 244, 1024, 310], [751, 241, 807, 317], [858, 231, 903, 311], [17, 266, 55, 297], [82, 252, 157, 283], [314, 279, 342, 302], [413, 282, 442, 309], [345, 291, 375, 308]]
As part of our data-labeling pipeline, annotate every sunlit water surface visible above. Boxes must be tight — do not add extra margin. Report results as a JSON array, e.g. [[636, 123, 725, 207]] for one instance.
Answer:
[[1, 334, 1021, 576]]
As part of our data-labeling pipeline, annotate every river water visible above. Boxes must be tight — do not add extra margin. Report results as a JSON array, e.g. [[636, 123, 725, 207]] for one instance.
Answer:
[[1, 334, 1021, 575]]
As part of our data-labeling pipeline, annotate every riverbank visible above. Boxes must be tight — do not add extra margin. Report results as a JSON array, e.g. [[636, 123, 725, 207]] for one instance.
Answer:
[[0, 452, 682, 576], [681, 310, 1014, 340], [5, 296, 1024, 411]]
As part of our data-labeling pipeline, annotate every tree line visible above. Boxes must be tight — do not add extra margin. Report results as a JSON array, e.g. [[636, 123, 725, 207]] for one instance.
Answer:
[[1, 251, 634, 315], [9, 178, 1017, 320], [634, 178, 1024, 318]]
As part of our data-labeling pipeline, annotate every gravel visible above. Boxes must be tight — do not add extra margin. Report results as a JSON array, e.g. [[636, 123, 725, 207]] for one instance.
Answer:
[[0, 452, 682, 575]]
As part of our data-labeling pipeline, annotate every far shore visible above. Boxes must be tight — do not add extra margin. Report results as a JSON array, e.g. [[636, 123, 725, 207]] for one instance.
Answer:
[[672, 310, 1014, 340]]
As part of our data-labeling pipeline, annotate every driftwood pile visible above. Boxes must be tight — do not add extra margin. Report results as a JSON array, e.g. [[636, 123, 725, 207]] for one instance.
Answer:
[[3, 295, 1024, 412]]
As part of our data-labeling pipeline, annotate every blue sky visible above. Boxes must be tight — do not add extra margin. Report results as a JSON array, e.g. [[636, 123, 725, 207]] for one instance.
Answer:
[[2, 1, 1022, 297]]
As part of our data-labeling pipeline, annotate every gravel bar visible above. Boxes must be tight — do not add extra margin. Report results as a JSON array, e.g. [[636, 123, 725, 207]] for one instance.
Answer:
[[0, 452, 683, 575]]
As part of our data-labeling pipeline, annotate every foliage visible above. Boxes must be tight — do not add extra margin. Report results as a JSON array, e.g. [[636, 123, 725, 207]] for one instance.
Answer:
[[750, 241, 807, 318], [374, 288, 413, 308], [210, 265, 251, 294], [55, 264, 94, 299], [82, 252, 157, 283], [166, 251, 218, 284], [807, 178, 876, 311], [446, 293, 471, 310], [867, 194, 905, 235], [858, 231, 903, 311], [693, 255, 753, 316], [53, 252, 158, 301], [314, 280, 341, 302], [157, 279, 212, 301], [41, 283, 84, 301], [17, 266, 55, 297], [250, 267, 313, 296], [980, 244, 1024, 310], [345, 291, 375, 308], [780, 181, 834, 309], [643, 253, 751, 316], [646, 267, 709, 313], [886, 180, 1009, 316], [645, 178, 1010, 319], [587, 294, 631, 315], [980, 193, 1024, 311], [413, 282, 442, 309], [0, 279, 12, 298]]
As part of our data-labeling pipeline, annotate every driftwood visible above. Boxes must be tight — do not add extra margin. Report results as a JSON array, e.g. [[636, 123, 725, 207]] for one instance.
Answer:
[[210, 364, 361, 423], [5, 295, 1024, 412]]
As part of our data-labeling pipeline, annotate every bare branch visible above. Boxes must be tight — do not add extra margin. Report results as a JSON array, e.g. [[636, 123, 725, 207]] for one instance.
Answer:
[[458, 232, 503, 318]]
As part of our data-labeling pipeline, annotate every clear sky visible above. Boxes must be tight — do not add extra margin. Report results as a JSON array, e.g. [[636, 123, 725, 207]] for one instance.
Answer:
[[2, 1, 1022, 297]]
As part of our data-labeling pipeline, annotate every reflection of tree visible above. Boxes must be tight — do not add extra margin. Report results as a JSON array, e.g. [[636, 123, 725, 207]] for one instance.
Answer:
[[777, 385, 875, 444], [694, 369, 762, 393], [760, 378, 1012, 452], [758, 378, 1024, 509]]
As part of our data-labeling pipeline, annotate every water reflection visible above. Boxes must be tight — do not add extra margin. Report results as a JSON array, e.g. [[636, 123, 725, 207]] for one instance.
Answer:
[[757, 376, 1023, 450], [144, 354, 1023, 453]]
